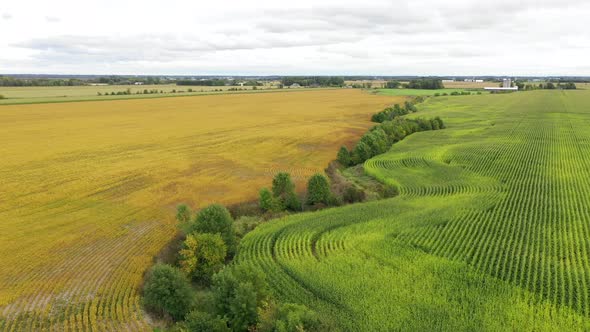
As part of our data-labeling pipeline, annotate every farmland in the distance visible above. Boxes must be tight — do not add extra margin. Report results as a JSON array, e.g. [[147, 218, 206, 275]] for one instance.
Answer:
[[0, 84, 290, 105], [236, 90, 590, 330], [0, 89, 402, 330]]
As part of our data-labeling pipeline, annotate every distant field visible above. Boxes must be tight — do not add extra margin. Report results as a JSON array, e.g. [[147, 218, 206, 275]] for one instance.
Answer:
[[0, 89, 403, 330], [236, 90, 590, 330], [376, 88, 472, 96], [442, 81, 493, 89], [0, 84, 286, 105]]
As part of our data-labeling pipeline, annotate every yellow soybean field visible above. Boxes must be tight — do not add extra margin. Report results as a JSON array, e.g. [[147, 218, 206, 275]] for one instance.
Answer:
[[0, 89, 402, 330]]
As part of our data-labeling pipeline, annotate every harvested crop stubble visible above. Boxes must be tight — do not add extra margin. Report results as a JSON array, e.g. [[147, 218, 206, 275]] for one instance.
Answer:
[[0, 89, 403, 330]]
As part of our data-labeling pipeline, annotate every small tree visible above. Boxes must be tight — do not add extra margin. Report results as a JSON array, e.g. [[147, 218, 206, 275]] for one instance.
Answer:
[[337, 146, 351, 166], [176, 204, 192, 223], [272, 172, 295, 198], [258, 302, 323, 332], [143, 264, 195, 321], [179, 233, 227, 284], [284, 192, 302, 211], [271, 172, 301, 211], [259, 188, 273, 212], [230, 282, 258, 331], [212, 265, 269, 331], [183, 311, 229, 332], [306, 174, 331, 205], [191, 204, 237, 256]]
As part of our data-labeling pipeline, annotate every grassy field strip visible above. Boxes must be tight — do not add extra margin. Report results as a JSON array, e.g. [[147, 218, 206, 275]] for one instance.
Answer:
[[0, 85, 336, 105]]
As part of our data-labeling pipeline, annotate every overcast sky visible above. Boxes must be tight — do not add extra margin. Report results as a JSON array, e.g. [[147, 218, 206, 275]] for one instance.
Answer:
[[1, 0, 589, 76]]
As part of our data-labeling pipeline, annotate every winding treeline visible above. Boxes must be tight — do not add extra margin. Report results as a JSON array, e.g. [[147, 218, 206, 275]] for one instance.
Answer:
[[371, 100, 420, 123], [406, 79, 444, 89], [339, 117, 445, 166]]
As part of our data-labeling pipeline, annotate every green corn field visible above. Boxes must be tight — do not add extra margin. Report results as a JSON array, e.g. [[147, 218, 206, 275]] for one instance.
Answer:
[[236, 90, 590, 331]]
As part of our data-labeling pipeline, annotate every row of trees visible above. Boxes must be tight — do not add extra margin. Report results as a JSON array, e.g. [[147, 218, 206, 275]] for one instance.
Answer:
[[517, 82, 577, 90], [281, 77, 345, 87], [338, 117, 445, 167], [97, 88, 205, 96], [177, 79, 229, 86], [371, 102, 417, 123], [144, 202, 327, 331], [406, 79, 444, 89], [259, 172, 335, 213], [0, 76, 84, 86], [142, 99, 447, 330], [0, 76, 171, 86]]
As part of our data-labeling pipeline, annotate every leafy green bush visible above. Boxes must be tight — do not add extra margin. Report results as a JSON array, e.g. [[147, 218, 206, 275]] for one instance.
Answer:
[[143, 264, 195, 321], [382, 185, 399, 198], [342, 186, 365, 203], [179, 233, 226, 284], [212, 265, 269, 331], [189, 204, 236, 256], [176, 204, 192, 224], [258, 302, 324, 332], [234, 216, 262, 238], [337, 146, 351, 166], [259, 188, 280, 212], [182, 311, 229, 332], [272, 173, 301, 211], [306, 174, 331, 205]]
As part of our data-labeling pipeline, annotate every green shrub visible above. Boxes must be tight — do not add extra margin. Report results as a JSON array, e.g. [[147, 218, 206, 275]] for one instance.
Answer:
[[182, 311, 229, 332], [179, 233, 226, 284], [212, 265, 269, 331], [272, 173, 301, 211], [258, 302, 323, 332], [284, 192, 302, 211], [382, 185, 399, 198], [234, 216, 262, 238], [343, 186, 365, 203], [259, 188, 274, 212], [176, 204, 192, 224], [143, 264, 195, 321], [306, 174, 331, 205], [189, 204, 236, 256], [337, 146, 351, 166]]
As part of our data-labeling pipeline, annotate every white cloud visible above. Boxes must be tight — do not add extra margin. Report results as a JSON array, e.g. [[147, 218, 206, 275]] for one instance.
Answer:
[[1, 0, 589, 75]]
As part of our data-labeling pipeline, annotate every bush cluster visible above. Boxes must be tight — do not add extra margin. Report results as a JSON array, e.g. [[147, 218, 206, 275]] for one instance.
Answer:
[[338, 117, 445, 166], [143, 96, 448, 331]]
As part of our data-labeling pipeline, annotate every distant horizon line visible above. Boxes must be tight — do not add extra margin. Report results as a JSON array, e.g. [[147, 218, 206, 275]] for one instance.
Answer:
[[3, 73, 590, 79]]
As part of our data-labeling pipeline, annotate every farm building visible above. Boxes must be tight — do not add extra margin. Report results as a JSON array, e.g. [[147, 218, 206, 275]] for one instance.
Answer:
[[484, 78, 518, 92], [290, 83, 302, 88]]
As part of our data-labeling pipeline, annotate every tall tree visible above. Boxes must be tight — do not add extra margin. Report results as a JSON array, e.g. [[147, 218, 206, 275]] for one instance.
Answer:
[[190, 204, 237, 256], [179, 233, 227, 283]]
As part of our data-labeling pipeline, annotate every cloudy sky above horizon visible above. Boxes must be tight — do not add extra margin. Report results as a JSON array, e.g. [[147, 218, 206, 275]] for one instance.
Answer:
[[1, 0, 589, 76]]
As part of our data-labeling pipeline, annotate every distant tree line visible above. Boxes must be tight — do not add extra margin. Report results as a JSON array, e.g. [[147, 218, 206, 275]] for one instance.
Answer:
[[385, 81, 402, 88], [281, 76, 345, 87], [517, 81, 577, 91], [177, 79, 229, 86], [405, 79, 444, 89], [0, 76, 85, 86]]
